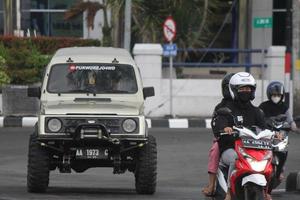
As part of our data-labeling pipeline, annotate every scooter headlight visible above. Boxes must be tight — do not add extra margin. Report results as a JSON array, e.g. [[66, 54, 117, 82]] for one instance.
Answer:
[[246, 158, 268, 172]]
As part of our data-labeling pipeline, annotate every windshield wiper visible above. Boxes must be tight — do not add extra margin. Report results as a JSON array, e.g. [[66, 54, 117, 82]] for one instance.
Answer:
[[68, 89, 96, 96], [68, 89, 92, 93], [101, 90, 130, 94], [74, 98, 111, 102]]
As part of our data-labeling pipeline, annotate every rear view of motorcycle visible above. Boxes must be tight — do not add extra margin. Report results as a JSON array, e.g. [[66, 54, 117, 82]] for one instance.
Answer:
[[214, 108, 275, 200]]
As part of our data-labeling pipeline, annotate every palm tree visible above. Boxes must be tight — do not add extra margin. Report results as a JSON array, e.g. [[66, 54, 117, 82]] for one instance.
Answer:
[[131, 0, 228, 61], [65, 0, 230, 54]]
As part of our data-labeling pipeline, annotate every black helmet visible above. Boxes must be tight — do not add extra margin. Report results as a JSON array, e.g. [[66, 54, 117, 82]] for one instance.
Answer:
[[222, 73, 235, 99], [267, 81, 285, 101]]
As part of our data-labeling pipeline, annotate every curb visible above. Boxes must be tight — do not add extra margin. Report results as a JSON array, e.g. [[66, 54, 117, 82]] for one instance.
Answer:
[[0, 116, 37, 127], [0, 117, 212, 128], [147, 118, 212, 128]]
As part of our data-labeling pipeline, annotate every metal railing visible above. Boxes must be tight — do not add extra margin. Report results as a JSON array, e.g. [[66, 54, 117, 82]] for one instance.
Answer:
[[162, 48, 268, 72]]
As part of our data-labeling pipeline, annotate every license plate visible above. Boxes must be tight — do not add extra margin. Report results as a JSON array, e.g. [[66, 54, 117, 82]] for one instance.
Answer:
[[75, 148, 109, 159], [242, 138, 272, 150]]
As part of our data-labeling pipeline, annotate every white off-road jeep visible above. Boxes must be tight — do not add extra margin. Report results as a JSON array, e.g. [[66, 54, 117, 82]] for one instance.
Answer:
[[27, 47, 157, 194]]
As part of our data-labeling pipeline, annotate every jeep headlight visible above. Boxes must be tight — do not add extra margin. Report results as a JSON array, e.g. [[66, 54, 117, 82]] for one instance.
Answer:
[[48, 118, 62, 132], [122, 119, 137, 133]]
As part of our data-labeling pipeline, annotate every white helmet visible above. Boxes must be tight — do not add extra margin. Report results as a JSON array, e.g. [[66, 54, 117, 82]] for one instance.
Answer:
[[229, 72, 256, 101]]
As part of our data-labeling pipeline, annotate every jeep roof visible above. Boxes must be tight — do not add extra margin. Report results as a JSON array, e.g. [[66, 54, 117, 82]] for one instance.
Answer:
[[50, 47, 136, 65]]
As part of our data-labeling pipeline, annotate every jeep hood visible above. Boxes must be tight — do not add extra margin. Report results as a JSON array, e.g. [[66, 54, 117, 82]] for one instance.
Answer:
[[42, 100, 143, 115]]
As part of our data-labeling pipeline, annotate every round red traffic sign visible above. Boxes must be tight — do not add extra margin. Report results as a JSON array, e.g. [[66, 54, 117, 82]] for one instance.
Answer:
[[163, 16, 176, 42]]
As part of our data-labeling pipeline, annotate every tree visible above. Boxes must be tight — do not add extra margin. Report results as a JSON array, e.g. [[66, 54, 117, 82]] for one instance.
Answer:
[[64, 0, 112, 46], [65, 0, 231, 57], [131, 0, 230, 60]]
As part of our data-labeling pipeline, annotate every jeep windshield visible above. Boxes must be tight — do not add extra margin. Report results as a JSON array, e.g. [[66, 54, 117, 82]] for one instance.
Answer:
[[47, 64, 138, 94]]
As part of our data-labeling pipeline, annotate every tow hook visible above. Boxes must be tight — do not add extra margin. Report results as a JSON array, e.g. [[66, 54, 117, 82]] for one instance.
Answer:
[[111, 138, 120, 144]]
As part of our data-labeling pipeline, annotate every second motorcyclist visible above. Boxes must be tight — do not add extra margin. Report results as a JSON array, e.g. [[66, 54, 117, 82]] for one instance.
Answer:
[[259, 81, 298, 196], [259, 81, 298, 131]]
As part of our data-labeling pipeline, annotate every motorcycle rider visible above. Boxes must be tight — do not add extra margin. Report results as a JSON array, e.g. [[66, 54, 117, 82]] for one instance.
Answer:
[[214, 72, 266, 200], [202, 73, 235, 197], [259, 81, 298, 196], [259, 81, 298, 131]]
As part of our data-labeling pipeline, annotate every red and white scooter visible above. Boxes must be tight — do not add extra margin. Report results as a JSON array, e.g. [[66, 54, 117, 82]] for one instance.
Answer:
[[215, 108, 275, 200]]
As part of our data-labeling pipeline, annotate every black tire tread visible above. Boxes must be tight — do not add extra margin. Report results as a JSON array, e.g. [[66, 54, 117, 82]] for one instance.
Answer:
[[244, 183, 264, 200], [135, 135, 157, 194], [27, 134, 50, 193]]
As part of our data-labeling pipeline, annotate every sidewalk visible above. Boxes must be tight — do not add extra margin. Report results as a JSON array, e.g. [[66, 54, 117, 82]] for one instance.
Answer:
[[0, 116, 212, 128]]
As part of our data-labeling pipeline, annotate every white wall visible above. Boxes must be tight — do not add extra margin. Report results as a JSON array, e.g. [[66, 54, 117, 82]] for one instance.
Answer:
[[143, 78, 268, 117], [133, 44, 286, 117]]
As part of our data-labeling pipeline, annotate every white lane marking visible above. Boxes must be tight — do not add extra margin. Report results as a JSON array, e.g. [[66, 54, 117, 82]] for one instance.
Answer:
[[169, 119, 188, 128], [0, 116, 3, 127], [205, 119, 212, 128], [272, 189, 286, 193], [22, 117, 38, 127], [146, 119, 151, 128]]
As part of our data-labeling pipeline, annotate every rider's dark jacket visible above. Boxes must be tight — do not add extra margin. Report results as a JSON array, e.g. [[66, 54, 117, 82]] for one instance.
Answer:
[[213, 100, 266, 153], [211, 98, 233, 135], [259, 100, 288, 118]]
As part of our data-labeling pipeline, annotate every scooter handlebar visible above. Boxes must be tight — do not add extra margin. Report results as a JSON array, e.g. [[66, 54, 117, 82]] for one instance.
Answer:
[[219, 131, 239, 136]]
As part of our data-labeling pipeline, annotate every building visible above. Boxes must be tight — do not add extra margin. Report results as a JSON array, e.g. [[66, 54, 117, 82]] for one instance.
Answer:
[[0, 0, 104, 39]]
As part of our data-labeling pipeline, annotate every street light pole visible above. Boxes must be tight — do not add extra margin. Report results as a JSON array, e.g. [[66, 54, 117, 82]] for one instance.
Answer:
[[124, 0, 132, 51], [3, 0, 13, 35], [284, 0, 292, 109], [16, 0, 21, 31]]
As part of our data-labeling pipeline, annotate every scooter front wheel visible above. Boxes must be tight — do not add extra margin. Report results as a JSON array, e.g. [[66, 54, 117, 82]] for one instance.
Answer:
[[244, 183, 264, 200]]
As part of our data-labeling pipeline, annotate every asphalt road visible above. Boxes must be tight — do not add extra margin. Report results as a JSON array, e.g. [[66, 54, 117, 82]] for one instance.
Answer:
[[0, 127, 300, 200]]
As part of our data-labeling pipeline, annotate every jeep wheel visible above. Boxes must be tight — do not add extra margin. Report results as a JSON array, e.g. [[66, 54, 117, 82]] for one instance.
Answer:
[[135, 135, 157, 194], [27, 134, 50, 193]]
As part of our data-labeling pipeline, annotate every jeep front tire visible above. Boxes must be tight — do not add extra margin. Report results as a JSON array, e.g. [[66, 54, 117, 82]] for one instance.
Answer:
[[135, 135, 157, 194], [27, 134, 50, 193]]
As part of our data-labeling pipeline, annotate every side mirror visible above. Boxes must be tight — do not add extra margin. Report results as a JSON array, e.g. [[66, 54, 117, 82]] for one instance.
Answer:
[[143, 87, 155, 99], [216, 107, 232, 116], [28, 86, 41, 98]]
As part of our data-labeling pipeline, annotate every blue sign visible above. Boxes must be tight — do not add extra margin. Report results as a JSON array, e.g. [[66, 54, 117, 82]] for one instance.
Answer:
[[163, 44, 177, 57]]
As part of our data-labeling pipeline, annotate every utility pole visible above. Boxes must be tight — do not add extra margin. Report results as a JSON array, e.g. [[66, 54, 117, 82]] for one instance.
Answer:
[[284, 0, 293, 109], [16, 0, 21, 31], [124, 0, 132, 51], [3, 0, 13, 35]]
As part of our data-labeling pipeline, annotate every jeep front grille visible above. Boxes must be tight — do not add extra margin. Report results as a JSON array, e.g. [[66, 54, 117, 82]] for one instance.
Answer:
[[44, 117, 139, 134]]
